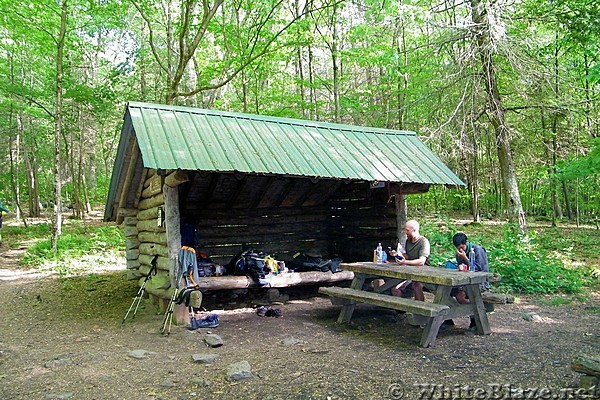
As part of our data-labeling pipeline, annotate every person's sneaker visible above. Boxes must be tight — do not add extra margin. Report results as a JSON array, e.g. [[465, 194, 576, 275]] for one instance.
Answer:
[[256, 306, 268, 317], [199, 315, 219, 328], [265, 308, 282, 317], [191, 314, 219, 329]]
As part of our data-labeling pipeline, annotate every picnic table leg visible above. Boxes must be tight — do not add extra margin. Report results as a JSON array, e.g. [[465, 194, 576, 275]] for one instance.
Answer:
[[417, 285, 453, 347], [465, 284, 491, 335], [337, 275, 366, 324], [420, 316, 445, 347]]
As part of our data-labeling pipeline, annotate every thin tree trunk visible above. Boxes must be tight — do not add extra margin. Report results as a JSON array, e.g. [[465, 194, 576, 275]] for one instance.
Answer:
[[470, 0, 527, 234], [331, 1, 341, 123], [394, 17, 408, 130], [52, 0, 68, 252], [308, 45, 317, 120], [20, 118, 41, 218]]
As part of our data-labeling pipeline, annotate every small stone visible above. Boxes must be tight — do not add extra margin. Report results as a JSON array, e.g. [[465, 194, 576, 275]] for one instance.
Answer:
[[204, 334, 223, 348], [226, 360, 253, 381], [192, 353, 219, 364], [45, 393, 74, 400], [44, 359, 73, 368], [160, 379, 175, 388], [191, 378, 212, 387], [282, 337, 302, 346], [522, 312, 543, 322], [128, 349, 154, 359]]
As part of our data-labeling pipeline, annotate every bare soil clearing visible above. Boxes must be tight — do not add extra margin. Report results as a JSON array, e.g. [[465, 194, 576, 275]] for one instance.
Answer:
[[0, 241, 599, 400]]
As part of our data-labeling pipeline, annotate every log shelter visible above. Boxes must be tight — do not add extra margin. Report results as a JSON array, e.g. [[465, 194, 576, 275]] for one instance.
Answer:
[[104, 102, 464, 309]]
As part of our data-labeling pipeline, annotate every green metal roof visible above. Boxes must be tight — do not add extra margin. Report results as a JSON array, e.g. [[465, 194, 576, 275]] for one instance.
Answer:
[[123, 101, 464, 185]]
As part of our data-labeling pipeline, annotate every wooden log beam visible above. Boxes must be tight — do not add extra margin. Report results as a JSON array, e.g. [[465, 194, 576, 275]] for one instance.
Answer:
[[123, 216, 138, 226], [123, 226, 138, 237], [572, 355, 600, 377], [481, 292, 514, 304], [125, 238, 140, 250], [117, 208, 138, 218], [143, 271, 354, 299], [165, 170, 189, 187], [196, 271, 354, 291], [139, 254, 170, 271], [137, 206, 159, 221], [139, 192, 164, 211], [137, 219, 166, 233], [142, 174, 163, 198], [139, 243, 169, 257], [138, 231, 167, 244]]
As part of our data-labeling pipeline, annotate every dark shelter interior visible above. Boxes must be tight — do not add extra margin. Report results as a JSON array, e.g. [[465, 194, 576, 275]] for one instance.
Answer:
[[177, 171, 430, 266]]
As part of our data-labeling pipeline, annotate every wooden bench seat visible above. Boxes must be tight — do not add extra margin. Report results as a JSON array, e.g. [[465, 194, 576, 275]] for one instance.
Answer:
[[319, 286, 450, 317]]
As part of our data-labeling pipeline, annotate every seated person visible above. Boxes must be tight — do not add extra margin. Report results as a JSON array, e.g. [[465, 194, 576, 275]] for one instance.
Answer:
[[374, 220, 430, 301], [450, 232, 490, 328]]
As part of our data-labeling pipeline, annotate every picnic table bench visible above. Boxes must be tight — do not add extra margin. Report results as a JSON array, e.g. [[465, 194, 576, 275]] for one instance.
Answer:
[[319, 262, 497, 347]]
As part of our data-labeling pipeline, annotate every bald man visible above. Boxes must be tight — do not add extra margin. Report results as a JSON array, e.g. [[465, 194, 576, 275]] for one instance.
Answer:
[[390, 219, 430, 301]]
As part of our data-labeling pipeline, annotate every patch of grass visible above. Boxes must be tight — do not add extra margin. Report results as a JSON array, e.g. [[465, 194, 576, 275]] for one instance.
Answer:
[[18, 223, 124, 275], [423, 218, 592, 295], [55, 271, 139, 320], [537, 297, 573, 306]]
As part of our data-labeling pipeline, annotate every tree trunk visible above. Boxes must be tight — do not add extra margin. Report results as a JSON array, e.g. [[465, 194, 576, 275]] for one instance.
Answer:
[[470, 0, 527, 235], [51, 0, 68, 252], [394, 16, 408, 130], [20, 118, 41, 218], [331, 1, 341, 123], [469, 125, 481, 222], [308, 45, 317, 120]]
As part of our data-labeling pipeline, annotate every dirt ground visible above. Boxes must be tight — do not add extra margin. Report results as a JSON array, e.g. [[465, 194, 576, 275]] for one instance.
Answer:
[[1, 245, 599, 400]]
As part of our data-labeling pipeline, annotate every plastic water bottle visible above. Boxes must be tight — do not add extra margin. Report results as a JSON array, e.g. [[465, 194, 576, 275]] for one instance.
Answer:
[[396, 241, 404, 261], [376, 243, 383, 264], [469, 245, 476, 271]]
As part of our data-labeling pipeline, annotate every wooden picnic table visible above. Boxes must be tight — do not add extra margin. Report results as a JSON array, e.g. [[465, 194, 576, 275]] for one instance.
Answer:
[[319, 262, 495, 347]]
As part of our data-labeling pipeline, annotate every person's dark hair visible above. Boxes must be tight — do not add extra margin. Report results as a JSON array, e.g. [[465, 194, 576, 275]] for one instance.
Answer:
[[452, 232, 468, 247]]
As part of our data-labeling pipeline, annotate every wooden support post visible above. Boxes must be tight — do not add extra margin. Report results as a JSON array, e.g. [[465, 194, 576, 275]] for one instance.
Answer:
[[164, 184, 181, 290], [395, 192, 407, 246]]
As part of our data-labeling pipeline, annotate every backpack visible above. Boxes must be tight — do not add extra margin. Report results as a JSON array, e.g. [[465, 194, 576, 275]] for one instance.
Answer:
[[229, 249, 273, 285], [196, 251, 226, 277], [292, 251, 342, 273]]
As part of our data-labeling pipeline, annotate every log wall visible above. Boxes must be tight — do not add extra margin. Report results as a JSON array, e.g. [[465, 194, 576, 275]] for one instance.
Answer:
[[123, 169, 425, 316]]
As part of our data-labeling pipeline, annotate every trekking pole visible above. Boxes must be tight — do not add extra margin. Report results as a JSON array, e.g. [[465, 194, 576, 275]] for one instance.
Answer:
[[122, 255, 158, 324], [160, 287, 179, 335]]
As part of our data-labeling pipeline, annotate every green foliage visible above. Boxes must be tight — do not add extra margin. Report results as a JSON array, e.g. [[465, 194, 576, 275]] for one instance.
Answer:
[[486, 225, 587, 294], [19, 224, 124, 274], [556, 138, 600, 179], [420, 219, 593, 295]]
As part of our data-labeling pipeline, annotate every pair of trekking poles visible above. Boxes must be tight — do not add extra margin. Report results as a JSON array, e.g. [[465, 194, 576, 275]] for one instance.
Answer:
[[121, 253, 197, 335], [121, 255, 158, 324]]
